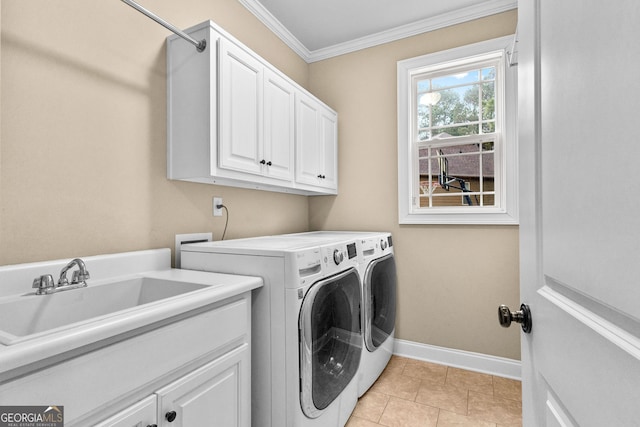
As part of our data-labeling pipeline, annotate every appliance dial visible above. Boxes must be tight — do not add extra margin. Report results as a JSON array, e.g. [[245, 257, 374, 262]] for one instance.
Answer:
[[380, 239, 388, 250], [333, 249, 344, 265]]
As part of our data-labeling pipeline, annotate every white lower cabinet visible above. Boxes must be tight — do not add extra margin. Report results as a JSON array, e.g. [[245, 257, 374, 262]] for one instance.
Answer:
[[0, 293, 253, 426], [156, 344, 249, 427], [97, 344, 249, 427]]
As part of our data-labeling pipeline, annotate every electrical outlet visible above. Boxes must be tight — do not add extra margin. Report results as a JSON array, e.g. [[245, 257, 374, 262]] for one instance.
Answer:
[[213, 197, 223, 216]]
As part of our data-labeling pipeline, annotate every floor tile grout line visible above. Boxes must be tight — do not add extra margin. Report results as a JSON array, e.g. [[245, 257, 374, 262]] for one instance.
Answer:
[[491, 374, 496, 397], [466, 388, 470, 416], [376, 393, 391, 424]]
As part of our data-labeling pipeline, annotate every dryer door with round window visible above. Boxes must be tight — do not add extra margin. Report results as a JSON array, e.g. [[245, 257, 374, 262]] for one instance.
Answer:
[[299, 268, 362, 418], [364, 254, 397, 351]]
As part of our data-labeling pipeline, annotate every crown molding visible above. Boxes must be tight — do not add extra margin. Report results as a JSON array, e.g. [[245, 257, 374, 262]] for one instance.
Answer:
[[239, 0, 517, 63], [238, 0, 312, 60]]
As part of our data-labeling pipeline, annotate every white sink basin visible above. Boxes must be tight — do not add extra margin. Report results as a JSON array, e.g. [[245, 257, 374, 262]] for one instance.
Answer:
[[0, 277, 210, 345]]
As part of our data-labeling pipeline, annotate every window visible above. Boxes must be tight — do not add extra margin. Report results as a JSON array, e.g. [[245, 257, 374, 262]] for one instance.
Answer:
[[397, 36, 517, 224]]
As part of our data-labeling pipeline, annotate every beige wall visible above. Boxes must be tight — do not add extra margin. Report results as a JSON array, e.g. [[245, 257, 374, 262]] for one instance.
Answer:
[[308, 10, 521, 360], [1, 2, 520, 360], [0, 0, 310, 265]]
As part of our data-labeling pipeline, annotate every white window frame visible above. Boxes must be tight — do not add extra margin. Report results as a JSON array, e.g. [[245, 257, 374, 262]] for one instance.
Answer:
[[397, 35, 518, 225]]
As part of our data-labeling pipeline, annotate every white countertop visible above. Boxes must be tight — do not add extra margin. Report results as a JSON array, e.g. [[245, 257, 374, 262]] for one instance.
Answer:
[[0, 250, 262, 382]]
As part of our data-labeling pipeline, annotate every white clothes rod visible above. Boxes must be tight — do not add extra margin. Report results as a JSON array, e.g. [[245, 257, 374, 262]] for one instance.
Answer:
[[121, 0, 206, 52]]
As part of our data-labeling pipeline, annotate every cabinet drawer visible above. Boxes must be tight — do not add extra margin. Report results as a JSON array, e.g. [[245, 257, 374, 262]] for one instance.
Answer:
[[93, 395, 157, 427]]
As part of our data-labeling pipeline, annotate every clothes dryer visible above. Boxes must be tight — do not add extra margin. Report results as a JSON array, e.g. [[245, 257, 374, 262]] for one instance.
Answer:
[[180, 236, 362, 427], [282, 232, 397, 396], [357, 233, 396, 395]]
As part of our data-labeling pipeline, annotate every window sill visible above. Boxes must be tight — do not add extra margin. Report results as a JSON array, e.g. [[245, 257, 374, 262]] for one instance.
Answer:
[[399, 209, 518, 225]]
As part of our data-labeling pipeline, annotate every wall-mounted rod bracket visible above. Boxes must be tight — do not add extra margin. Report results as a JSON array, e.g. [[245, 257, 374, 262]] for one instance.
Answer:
[[120, 0, 206, 52]]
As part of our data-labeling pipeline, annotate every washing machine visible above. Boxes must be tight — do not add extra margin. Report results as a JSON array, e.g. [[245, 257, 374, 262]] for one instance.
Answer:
[[180, 235, 363, 427], [283, 232, 397, 396]]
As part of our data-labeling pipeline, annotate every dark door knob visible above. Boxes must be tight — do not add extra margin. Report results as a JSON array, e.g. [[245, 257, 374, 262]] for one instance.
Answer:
[[165, 411, 177, 422], [498, 304, 532, 333]]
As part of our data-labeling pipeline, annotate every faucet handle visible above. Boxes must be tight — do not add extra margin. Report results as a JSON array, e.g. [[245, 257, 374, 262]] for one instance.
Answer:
[[72, 269, 90, 284], [32, 274, 55, 294]]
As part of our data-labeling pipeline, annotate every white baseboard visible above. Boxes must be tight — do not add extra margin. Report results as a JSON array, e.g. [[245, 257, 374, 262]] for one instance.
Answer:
[[393, 339, 521, 380]]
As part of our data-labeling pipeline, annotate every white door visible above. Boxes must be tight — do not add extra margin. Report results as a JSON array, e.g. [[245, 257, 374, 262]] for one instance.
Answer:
[[517, 0, 640, 425]]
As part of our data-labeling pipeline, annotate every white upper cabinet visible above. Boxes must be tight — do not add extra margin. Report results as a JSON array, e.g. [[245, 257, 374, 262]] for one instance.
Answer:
[[295, 91, 338, 192], [167, 20, 337, 195]]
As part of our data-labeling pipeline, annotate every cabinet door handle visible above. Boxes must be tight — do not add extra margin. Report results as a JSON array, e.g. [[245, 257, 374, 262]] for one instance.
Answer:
[[266, 161, 272, 166], [165, 411, 177, 422], [260, 159, 266, 165], [146, 424, 158, 427]]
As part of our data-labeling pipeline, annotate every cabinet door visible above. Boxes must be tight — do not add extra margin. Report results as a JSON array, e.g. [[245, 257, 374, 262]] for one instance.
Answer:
[[295, 92, 322, 186], [263, 69, 295, 181], [319, 107, 338, 191], [219, 38, 263, 176], [94, 395, 157, 427], [155, 344, 250, 427], [295, 92, 338, 191]]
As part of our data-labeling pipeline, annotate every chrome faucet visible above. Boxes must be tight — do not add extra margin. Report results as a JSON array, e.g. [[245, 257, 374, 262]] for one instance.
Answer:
[[32, 258, 90, 295], [58, 258, 90, 286]]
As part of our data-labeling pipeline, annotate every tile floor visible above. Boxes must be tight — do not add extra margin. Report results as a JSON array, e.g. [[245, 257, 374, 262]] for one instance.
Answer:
[[346, 356, 522, 427]]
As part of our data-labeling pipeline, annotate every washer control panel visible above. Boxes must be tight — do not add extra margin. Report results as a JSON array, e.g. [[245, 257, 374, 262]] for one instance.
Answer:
[[323, 242, 358, 272]]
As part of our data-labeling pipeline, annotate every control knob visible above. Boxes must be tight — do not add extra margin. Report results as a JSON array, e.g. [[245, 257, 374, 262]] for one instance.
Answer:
[[380, 239, 388, 250], [333, 249, 344, 265]]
